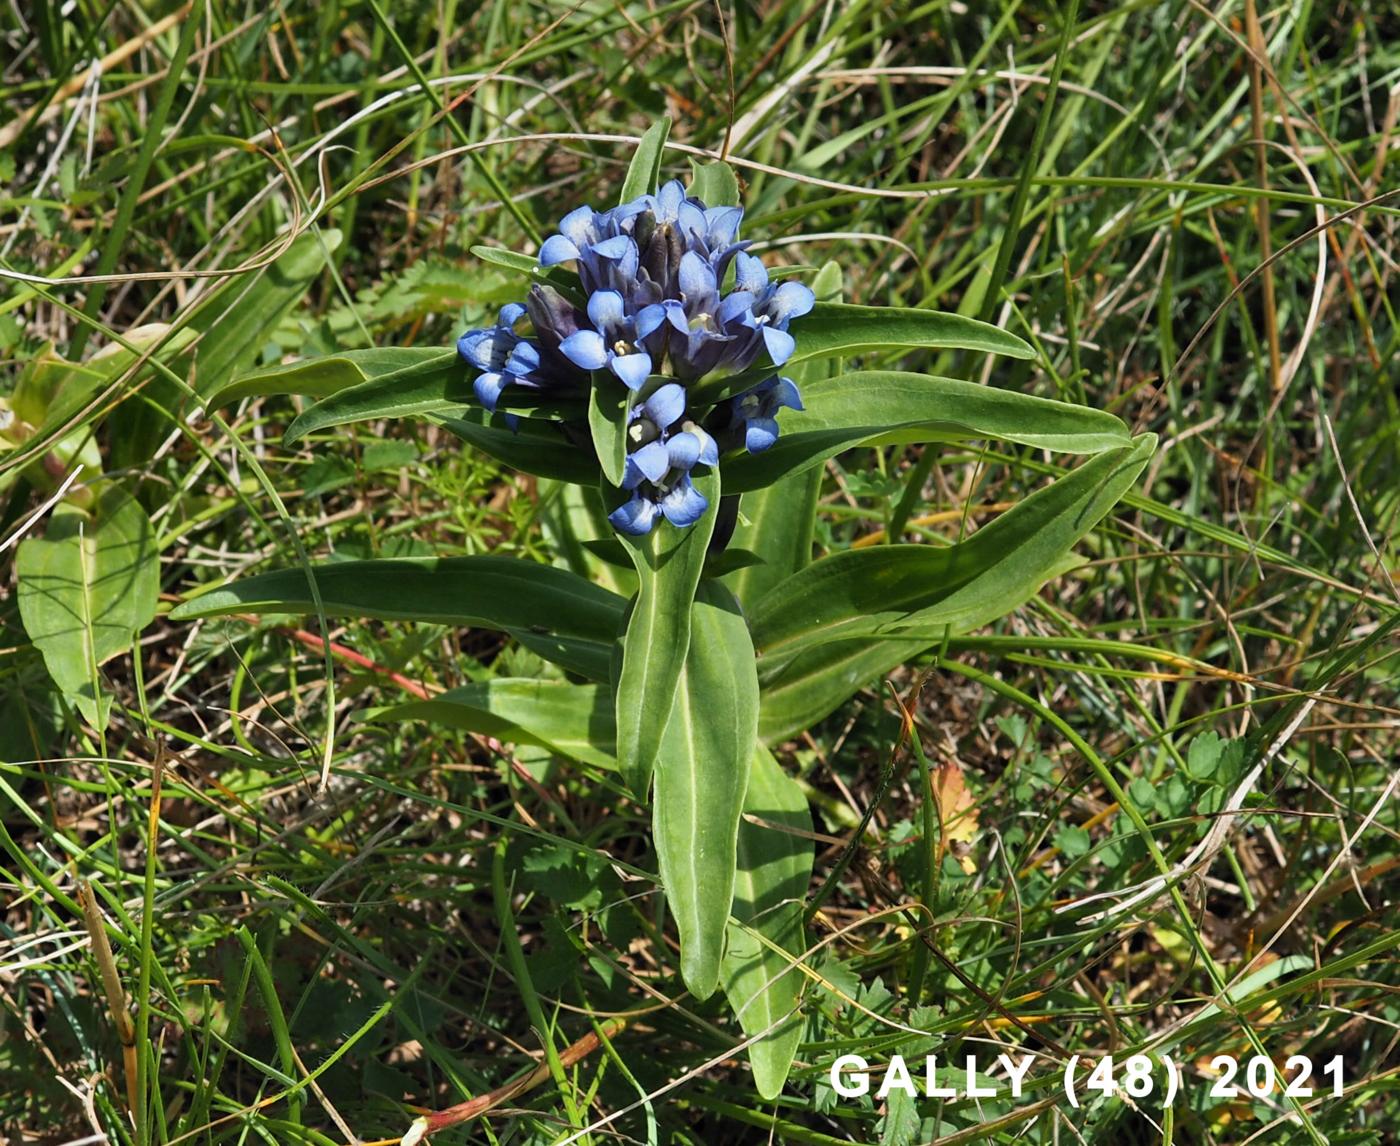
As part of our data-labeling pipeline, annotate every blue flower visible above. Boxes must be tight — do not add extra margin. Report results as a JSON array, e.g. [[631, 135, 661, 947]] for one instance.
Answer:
[[732, 252, 816, 368], [456, 303, 529, 411], [457, 292, 593, 412], [459, 176, 813, 536], [731, 376, 804, 453], [557, 289, 653, 390], [607, 382, 718, 535]]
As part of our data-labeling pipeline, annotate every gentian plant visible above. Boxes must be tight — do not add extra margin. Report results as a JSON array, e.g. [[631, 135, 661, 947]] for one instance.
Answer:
[[174, 119, 1155, 1098]]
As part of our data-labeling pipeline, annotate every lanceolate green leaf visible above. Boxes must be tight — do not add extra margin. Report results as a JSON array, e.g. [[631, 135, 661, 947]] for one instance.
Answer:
[[170, 557, 626, 682], [725, 371, 1132, 494], [753, 435, 1157, 741], [282, 351, 464, 444], [751, 436, 1155, 661], [788, 301, 1035, 365], [614, 467, 719, 796], [722, 745, 814, 1098], [16, 485, 159, 727], [588, 375, 630, 488], [757, 638, 929, 745], [204, 347, 448, 409], [620, 117, 671, 203], [366, 679, 615, 769], [436, 409, 600, 484], [191, 229, 341, 399], [654, 581, 759, 1000]]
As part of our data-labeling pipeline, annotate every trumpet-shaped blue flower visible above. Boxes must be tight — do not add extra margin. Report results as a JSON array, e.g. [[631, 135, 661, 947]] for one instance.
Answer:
[[731, 375, 804, 454], [558, 289, 653, 390], [732, 252, 816, 368], [608, 382, 718, 535], [457, 292, 591, 411]]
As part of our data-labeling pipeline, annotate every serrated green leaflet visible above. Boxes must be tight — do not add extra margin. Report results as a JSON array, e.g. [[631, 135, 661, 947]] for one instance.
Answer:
[[613, 467, 718, 796], [654, 581, 758, 1000], [724, 371, 1132, 494], [171, 556, 626, 682], [721, 745, 813, 1098]]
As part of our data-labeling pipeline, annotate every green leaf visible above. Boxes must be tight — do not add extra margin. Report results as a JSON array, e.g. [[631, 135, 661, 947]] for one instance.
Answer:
[[751, 436, 1154, 662], [655, 581, 759, 999], [614, 467, 719, 795], [16, 485, 159, 727], [468, 245, 583, 300], [620, 116, 672, 203], [724, 370, 1132, 494], [687, 158, 740, 207], [436, 408, 600, 483], [588, 375, 630, 488], [790, 301, 1034, 363], [191, 229, 341, 399], [282, 351, 464, 444], [469, 245, 538, 275], [721, 746, 814, 1099], [170, 556, 626, 682], [365, 679, 615, 769], [753, 436, 1157, 741], [756, 637, 928, 745], [204, 347, 448, 408]]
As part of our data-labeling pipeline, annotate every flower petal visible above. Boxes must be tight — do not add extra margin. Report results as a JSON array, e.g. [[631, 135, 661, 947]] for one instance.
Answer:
[[504, 340, 540, 377], [744, 416, 780, 453], [538, 234, 581, 266], [625, 440, 671, 487], [635, 303, 667, 341], [678, 250, 715, 299], [559, 205, 596, 245], [457, 329, 490, 368], [498, 302, 526, 327], [676, 201, 707, 242], [661, 299, 691, 334], [609, 351, 652, 390], [660, 477, 708, 527], [775, 376, 804, 411], [609, 494, 659, 535], [642, 382, 686, 429], [734, 251, 769, 293], [559, 329, 608, 370], [761, 324, 796, 366], [656, 180, 686, 219], [704, 206, 744, 247], [665, 430, 702, 471], [591, 234, 632, 260], [717, 290, 756, 326], [770, 280, 816, 322], [473, 372, 510, 412], [587, 289, 626, 334], [687, 423, 720, 466]]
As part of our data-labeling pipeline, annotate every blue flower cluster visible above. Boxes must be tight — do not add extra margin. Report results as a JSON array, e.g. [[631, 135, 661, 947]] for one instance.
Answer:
[[456, 179, 814, 535]]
